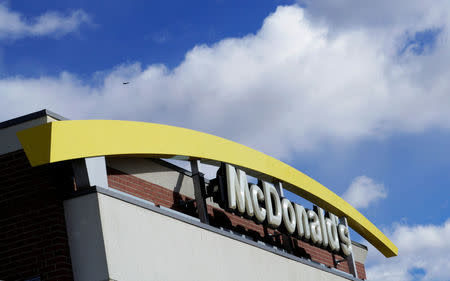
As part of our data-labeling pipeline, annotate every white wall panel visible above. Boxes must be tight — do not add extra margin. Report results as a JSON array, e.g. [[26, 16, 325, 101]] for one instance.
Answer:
[[97, 193, 350, 281], [64, 193, 109, 281]]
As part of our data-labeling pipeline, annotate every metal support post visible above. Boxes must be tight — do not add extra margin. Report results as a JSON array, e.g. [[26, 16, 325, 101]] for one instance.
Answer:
[[190, 160, 210, 224], [341, 217, 358, 279], [72, 156, 108, 189]]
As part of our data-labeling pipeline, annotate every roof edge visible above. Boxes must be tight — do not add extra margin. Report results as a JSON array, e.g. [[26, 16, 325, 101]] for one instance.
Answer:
[[0, 109, 68, 129]]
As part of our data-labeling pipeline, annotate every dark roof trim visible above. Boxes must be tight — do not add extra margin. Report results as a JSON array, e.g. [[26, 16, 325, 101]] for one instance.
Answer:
[[0, 109, 68, 129]]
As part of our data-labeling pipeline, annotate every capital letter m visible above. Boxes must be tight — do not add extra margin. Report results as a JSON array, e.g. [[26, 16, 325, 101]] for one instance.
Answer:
[[225, 164, 254, 216]]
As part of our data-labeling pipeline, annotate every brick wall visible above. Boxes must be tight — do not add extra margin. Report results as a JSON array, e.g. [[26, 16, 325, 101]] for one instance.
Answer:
[[0, 150, 74, 281], [356, 262, 366, 279], [108, 167, 367, 279]]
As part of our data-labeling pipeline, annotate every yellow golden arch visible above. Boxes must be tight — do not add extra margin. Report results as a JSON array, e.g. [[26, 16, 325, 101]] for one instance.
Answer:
[[17, 120, 398, 258]]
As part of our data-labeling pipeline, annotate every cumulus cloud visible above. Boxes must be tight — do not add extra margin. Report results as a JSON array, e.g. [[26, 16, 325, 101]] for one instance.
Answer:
[[342, 176, 387, 209], [1, 4, 450, 158], [299, 1, 450, 61], [299, 0, 450, 31], [366, 219, 450, 281], [0, 3, 90, 39]]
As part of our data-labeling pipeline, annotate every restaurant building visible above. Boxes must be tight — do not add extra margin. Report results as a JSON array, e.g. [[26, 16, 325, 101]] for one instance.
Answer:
[[0, 110, 397, 281]]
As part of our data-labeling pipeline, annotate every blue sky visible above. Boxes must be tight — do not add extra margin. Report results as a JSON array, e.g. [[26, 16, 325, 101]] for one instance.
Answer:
[[1, 1, 450, 280], [1, 0, 292, 77]]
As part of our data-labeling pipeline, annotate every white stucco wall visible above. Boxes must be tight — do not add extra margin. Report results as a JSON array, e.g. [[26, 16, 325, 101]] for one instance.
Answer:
[[95, 192, 350, 281], [64, 191, 358, 281], [64, 193, 109, 281], [352, 243, 367, 264]]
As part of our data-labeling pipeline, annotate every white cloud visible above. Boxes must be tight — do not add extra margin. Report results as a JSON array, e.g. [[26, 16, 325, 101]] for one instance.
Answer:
[[366, 219, 450, 281], [299, 0, 450, 31], [1, 5, 450, 158], [342, 176, 387, 209], [0, 3, 90, 39]]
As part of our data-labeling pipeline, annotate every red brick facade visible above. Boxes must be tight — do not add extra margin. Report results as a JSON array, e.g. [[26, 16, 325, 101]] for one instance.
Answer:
[[107, 167, 367, 279], [0, 151, 74, 281]]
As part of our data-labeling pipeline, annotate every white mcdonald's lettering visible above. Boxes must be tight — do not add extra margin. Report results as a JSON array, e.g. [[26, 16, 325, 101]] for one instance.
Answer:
[[226, 164, 254, 217], [224, 164, 352, 256]]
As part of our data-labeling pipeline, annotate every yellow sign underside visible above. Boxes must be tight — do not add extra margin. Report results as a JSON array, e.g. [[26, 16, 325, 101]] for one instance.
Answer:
[[16, 120, 398, 258]]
